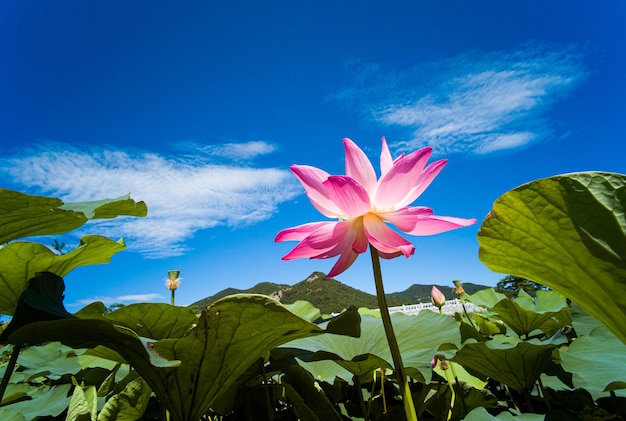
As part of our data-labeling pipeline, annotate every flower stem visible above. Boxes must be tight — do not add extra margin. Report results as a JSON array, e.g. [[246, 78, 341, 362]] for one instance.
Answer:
[[369, 246, 418, 421], [171, 289, 175, 306]]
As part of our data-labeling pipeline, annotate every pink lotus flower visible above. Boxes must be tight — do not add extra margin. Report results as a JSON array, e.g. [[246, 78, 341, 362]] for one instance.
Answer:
[[275, 137, 476, 277]]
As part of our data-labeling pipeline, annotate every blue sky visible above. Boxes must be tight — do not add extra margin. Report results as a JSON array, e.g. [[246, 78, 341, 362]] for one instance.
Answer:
[[1, 1, 624, 308]]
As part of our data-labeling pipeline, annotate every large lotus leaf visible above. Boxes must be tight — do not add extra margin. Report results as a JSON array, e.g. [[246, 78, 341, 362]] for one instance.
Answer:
[[151, 294, 360, 421], [296, 359, 355, 384], [284, 300, 322, 322], [451, 336, 555, 392], [0, 384, 71, 419], [77, 302, 198, 340], [11, 342, 84, 381], [465, 288, 508, 309], [477, 172, 626, 344], [0, 189, 147, 244], [0, 235, 125, 315], [492, 289, 572, 337], [282, 310, 462, 384], [559, 325, 626, 397], [97, 375, 152, 421], [5, 318, 181, 371]]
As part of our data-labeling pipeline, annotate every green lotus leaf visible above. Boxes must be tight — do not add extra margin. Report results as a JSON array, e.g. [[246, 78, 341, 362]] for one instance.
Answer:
[[451, 336, 556, 392], [60, 194, 147, 220], [13, 342, 84, 381], [491, 289, 572, 337], [282, 310, 462, 384], [97, 376, 152, 421], [284, 300, 322, 322], [0, 236, 126, 316], [0, 384, 71, 419], [0, 189, 146, 244], [559, 324, 626, 397], [5, 318, 181, 370], [295, 359, 355, 384], [478, 172, 626, 344], [66, 384, 98, 421], [465, 289, 508, 309], [83, 303, 198, 340], [471, 313, 506, 337], [151, 294, 361, 421]]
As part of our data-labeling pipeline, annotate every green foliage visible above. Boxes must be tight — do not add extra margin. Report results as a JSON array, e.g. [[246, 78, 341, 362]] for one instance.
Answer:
[[478, 172, 626, 345], [494, 275, 548, 298], [282, 309, 462, 384], [2, 170, 626, 420], [0, 188, 146, 317]]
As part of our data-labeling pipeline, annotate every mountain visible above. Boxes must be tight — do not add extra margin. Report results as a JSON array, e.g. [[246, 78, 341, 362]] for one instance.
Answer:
[[387, 282, 490, 305], [190, 272, 490, 314]]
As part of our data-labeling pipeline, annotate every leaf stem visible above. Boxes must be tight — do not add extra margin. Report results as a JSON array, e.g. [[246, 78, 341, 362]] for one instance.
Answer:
[[0, 343, 22, 404], [369, 246, 418, 421]]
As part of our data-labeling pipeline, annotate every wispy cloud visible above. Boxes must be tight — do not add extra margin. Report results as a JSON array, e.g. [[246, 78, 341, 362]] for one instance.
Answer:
[[1, 141, 300, 257], [70, 293, 165, 307], [337, 43, 587, 155]]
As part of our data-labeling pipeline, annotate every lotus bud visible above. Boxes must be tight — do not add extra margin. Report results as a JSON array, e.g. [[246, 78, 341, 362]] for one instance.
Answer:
[[431, 286, 446, 308]]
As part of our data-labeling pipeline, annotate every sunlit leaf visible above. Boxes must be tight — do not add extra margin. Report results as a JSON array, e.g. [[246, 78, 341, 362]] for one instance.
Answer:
[[451, 336, 555, 392], [0, 189, 146, 244], [560, 325, 626, 397], [60, 194, 147, 220], [14, 341, 83, 381], [465, 289, 508, 309], [282, 310, 461, 384], [284, 300, 322, 322], [492, 289, 572, 337], [0, 236, 126, 316], [0, 384, 71, 419], [478, 172, 626, 344], [83, 303, 198, 340]]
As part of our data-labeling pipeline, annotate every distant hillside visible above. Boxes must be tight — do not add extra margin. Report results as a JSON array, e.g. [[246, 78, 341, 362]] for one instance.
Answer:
[[191, 281, 290, 309], [190, 272, 490, 314], [387, 282, 490, 305]]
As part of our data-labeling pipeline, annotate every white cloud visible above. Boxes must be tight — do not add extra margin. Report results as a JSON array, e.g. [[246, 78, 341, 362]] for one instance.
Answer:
[[71, 293, 165, 307], [199, 140, 277, 160], [338, 44, 587, 155], [1, 142, 300, 257]]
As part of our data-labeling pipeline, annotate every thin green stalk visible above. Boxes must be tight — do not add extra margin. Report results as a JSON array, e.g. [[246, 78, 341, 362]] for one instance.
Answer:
[[369, 246, 418, 421], [0, 343, 22, 403], [443, 366, 455, 421], [459, 297, 479, 333], [171, 289, 175, 306]]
